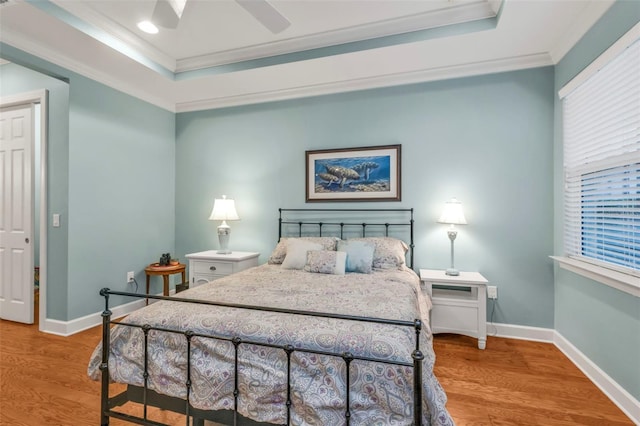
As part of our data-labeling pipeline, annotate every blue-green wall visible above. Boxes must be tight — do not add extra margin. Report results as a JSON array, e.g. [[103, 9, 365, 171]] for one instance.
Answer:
[[553, 1, 640, 401], [66, 76, 176, 318], [0, 49, 176, 320], [0, 62, 71, 319], [176, 67, 556, 328]]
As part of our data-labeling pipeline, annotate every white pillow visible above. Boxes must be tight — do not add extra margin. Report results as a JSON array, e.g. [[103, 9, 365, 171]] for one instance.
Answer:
[[281, 240, 323, 270]]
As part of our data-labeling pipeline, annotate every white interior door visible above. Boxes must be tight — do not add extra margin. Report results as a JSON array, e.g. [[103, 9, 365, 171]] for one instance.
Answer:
[[0, 103, 34, 324]]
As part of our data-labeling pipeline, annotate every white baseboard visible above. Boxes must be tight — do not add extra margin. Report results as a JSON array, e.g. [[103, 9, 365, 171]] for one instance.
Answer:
[[488, 321, 555, 342], [41, 298, 147, 336], [40, 290, 174, 337], [554, 332, 640, 425], [489, 322, 639, 425]]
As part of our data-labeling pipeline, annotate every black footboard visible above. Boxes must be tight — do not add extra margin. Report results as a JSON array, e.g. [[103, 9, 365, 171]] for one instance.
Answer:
[[99, 289, 424, 426]]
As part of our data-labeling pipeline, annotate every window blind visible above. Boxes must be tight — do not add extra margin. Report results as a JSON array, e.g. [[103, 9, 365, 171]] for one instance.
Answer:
[[562, 38, 640, 275]]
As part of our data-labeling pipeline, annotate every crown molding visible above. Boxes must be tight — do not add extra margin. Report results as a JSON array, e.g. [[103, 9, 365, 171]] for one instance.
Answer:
[[488, 0, 503, 15], [49, 0, 177, 72], [176, 1, 497, 72], [24, 0, 499, 79], [1, 30, 176, 112], [548, 0, 615, 64], [175, 53, 553, 112], [3, 17, 551, 116]]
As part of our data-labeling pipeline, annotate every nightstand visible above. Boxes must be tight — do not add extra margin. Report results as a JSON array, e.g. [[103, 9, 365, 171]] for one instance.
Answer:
[[419, 269, 489, 350], [185, 251, 259, 288]]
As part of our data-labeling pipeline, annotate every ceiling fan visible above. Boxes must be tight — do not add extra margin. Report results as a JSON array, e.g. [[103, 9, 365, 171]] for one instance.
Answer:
[[151, 0, 291, 34]]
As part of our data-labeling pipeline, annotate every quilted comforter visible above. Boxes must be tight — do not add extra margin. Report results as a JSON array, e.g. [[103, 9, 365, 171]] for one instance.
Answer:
[[88, 264, 453, 425]]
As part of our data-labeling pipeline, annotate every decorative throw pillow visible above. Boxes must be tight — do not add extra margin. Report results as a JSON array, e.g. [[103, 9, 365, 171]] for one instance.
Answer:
[[304, 250, 346, 275], [267, 238, 289, 264], [346, 237, 409, 270], [281, 240, 323, 270], [268, 237, 339, 264], [337, 239, 375, 274]]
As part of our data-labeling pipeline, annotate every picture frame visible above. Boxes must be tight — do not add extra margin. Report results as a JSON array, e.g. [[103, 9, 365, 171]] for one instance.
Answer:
[[306, 144, 401, 202]]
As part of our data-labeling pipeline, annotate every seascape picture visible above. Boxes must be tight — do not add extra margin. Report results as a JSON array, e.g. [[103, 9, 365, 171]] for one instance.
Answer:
[[306, 145, 401, 202], [314, 155, 390, 193]]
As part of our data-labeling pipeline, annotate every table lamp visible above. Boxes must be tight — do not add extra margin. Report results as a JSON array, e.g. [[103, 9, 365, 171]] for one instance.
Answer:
[[209, 195, 240, 254], [437, 198, 467, 276]]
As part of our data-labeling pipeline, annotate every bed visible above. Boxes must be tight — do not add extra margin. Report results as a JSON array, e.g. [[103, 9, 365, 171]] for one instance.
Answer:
[[88, 208, 454, 426]]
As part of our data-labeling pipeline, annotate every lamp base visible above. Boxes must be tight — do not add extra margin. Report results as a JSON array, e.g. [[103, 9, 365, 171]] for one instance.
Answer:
[[217, 222, 232, 254], [445, 228, 460, 276], [445, 268, 460, 276]]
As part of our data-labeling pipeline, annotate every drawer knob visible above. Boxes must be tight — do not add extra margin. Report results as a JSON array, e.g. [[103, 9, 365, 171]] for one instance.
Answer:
[[209, 266, 217, 271]]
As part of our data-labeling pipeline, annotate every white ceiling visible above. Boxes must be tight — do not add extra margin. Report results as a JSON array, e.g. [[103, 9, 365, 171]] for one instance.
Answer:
[[0, 0, 614, 112]]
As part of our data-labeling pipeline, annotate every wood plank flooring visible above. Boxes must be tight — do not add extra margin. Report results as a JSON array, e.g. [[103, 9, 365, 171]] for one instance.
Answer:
[[432, 334, 633, 426], [0, 319, 633, 425]]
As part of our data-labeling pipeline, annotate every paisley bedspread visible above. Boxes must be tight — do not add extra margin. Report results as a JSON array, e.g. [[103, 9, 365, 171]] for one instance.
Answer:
[[88, 264, 453, 426]]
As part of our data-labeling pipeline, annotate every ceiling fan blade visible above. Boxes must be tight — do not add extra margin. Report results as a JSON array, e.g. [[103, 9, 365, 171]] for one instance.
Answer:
[[236, 0, 291, 34], [152, 0, 187, 29]]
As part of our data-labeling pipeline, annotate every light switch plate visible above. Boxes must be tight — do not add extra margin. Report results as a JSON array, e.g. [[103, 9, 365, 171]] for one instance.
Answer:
[[53, 214, 60, 227]]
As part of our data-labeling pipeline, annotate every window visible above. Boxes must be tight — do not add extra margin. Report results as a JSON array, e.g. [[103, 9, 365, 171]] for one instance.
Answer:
[[560, 31, 640, 282]]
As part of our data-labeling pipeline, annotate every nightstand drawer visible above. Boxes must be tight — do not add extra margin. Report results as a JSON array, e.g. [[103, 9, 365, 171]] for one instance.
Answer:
[[192, 260, 233, 275], [186, 251, 260, 288]]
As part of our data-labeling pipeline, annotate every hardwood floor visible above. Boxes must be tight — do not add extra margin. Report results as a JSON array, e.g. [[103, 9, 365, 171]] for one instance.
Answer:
[[432, 334, 633, 426], [0, 320, 633, 426]]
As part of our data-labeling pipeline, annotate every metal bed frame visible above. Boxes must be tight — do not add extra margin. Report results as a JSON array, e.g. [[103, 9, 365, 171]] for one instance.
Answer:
[[277, 208, 414, 269], [99, 208, 423, 426]]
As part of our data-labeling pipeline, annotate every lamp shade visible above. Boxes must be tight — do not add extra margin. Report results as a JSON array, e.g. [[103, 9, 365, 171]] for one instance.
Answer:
[[437, 198, 467, 225], [209, 195, 240, 222]]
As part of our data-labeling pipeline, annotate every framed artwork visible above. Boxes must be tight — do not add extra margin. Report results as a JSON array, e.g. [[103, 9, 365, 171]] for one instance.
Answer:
[[306, 144, 401, 202]]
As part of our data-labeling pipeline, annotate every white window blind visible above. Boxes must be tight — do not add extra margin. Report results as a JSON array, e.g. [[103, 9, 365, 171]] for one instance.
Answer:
[[562, 37, 640, 276]]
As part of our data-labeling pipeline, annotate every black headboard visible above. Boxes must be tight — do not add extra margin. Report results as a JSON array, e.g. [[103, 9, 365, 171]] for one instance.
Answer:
[[278, 208, 415, 269]]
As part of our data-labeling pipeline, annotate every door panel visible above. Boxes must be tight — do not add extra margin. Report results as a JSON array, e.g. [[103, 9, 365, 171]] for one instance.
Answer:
[[0, 104, 34, 324], [11, 248, 26, 302], [12, 148, 25, 230]]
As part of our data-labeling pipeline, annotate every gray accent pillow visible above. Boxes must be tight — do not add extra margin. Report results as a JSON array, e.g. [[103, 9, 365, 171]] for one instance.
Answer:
[[304, 250, 346, 275], [268, 237, 339, 264]]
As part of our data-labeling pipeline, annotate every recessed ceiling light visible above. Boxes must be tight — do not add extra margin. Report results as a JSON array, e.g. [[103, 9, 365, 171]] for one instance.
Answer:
[[137, 20, 159, 34]]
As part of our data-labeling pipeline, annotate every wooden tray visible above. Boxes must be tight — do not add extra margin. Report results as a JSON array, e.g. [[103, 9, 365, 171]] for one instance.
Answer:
[[146, 263, 184, 271]]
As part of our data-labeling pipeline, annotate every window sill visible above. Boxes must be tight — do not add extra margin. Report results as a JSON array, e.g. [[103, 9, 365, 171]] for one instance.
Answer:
[[550, 256, 640, 298]]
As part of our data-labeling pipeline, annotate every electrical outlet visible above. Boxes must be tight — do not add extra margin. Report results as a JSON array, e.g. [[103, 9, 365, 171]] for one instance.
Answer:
[[127, 271, 135, 283], [487, 286, 498, 299]]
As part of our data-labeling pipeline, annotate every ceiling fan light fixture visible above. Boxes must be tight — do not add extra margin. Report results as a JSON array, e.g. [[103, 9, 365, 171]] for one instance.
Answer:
[[138, 21, 158, 34], [137, 20, 159, 34]]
